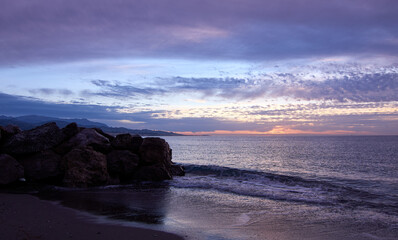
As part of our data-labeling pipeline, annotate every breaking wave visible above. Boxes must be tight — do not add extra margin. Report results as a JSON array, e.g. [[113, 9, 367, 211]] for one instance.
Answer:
[[171, 164, 398, 214]]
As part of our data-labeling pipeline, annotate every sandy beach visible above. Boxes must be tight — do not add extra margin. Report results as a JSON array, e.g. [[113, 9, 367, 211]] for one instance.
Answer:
[[0, 193, 183, 240]]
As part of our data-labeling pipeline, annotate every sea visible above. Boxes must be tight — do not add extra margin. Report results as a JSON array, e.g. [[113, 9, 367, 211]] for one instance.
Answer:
[[38, 135, 398, 240]]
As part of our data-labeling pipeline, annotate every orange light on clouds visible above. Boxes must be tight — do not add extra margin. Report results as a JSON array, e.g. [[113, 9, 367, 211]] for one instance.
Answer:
[[176, 126, 371, 136]]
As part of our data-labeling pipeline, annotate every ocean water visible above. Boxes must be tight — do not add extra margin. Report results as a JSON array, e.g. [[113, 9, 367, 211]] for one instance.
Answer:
[[39, 136, 398, 240]]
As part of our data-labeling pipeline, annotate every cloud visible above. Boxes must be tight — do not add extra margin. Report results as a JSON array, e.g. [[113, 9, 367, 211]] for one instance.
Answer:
[[1, 0, 397, 65], [168, 77, 250, 97], [164, 70, 398, 102], [82, 63, 398, 103], [0, 91, 265, 132], [29, 88, 73, 96], [106, 117, 272, 133], [0, 92, 121, 119], [86, 80, 165, 98], [271, 72, 398, 102], [1, 92, 397, 134]]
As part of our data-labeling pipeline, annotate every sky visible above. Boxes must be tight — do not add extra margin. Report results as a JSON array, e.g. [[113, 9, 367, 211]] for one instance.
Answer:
[[0, 0, 397, 135]]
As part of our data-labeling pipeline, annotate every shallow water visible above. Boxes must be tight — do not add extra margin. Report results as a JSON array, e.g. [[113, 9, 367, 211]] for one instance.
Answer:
[[38, 136, 398, 239]]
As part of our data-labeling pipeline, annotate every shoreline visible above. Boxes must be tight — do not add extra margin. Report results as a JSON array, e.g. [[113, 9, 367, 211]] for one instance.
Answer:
[[0, 193, 184, 240]]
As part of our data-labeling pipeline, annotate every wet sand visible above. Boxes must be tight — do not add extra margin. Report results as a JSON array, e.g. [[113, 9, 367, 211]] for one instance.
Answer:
[[0, 193, 183, 240]]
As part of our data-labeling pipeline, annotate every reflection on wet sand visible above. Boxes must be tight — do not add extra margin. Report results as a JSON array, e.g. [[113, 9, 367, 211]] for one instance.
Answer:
[[36, 183, 171, 225]]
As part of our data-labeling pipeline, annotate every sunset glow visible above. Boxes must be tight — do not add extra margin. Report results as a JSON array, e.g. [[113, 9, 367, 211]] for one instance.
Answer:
[[176, 126, 370, 136]]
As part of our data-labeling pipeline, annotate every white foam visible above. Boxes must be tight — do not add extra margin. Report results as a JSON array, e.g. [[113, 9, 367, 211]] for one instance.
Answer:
[[171, 174, 335, 205]]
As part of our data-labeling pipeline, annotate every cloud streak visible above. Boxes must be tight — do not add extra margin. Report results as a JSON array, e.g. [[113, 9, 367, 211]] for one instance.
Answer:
[[29, 88, 73, 96], [87, 80, 165, 98]]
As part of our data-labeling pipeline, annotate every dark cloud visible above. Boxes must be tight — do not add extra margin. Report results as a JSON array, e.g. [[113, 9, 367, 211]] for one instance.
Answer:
[[0, 92, 120, 119], [1, 0, 397, 65]]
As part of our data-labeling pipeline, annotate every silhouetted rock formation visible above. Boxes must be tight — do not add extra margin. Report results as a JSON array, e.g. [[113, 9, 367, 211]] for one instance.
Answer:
[[111, 133, 143, 153], [0, 122, 185, 187], [19, 149, 63, 182], [1, 122, 65, 155], [0, 125, 22, 143], [63, 147, 109, 188], [0, 154, 24, 185], [107, 150, 140, 181]]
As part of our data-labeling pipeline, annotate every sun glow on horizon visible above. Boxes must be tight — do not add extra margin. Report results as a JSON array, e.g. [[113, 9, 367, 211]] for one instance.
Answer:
[[176, 126, 372, 136]]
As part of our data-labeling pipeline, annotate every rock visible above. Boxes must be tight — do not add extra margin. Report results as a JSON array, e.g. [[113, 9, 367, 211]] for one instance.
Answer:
[[107, 176, 121, 185], [139, 138, 172, 166], [1, 122, 64, 155], [19, 150, 63, 182], [111, 133, 143, 153], [62, 122, 80, 140], [0, 154, 24, 185], [107, 150, 139, 181], [3, 125, 22, 135], [170, 164, 185, 176], [63, 147, 109, 187], [0, 125, 22, 142], [56, 128, 111, 154], [134, 163, 172, 181], [93, 128, 115, 142], [0, 121, 182, 187]]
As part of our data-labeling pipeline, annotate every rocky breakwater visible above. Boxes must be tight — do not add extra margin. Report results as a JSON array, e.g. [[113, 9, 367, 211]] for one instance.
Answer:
[[0, 122, 184, 187]]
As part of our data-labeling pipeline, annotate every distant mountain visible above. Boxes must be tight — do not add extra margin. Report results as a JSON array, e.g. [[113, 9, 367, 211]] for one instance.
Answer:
[[13, 115, 108, 128], [0, 115, 36, 130], [0, 115, 182, 136], [14, 115, 60, 124]]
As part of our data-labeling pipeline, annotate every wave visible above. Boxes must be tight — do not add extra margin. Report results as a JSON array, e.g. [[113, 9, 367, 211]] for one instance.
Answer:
[[45, 163, 397, 215], [171, 164, 398, 213]]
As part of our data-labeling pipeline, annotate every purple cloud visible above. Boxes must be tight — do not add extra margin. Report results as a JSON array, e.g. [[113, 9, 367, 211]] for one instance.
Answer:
[[1, 0, 397, 65]]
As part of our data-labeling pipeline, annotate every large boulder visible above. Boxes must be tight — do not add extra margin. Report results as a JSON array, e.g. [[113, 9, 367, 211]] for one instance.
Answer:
[[111, 133, 143, 153], [107, 150, 140, 181], [56, 128, 111, 154], [170, 164, 185, 176], [19, 150, 63, 182], [1, 125, 22, 143], [93, 128, 115, 142], [134, 163, 172, 181], [139, 138, 172, 166], [0, 154, 24, 185], [63, 147, 109, 187], [62, 122, 80, 140], [1, 122, 64, 155], [0, 125, 22, 140]]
